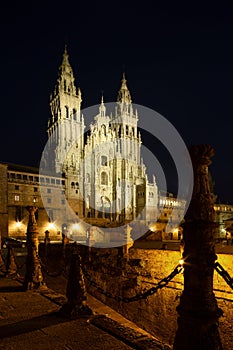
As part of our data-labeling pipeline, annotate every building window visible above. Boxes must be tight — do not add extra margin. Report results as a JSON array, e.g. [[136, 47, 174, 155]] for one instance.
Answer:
[[86, 173, 90, 183], [56, 179, 60, 184], [15, 185, 19, 190], [47, 198, 51, 204], [29, 176, 33, 181], [23, 174, 27, 180], [17, 174, 21, 180], [61, 199, 65, 205], [47, 189, 51, 193], [73, 108, 77, 120], [71, 182, 75, 189], [101, 125, 106, 136], [33, 197, 38, 203], [34, 176, 39, 182], [51, 179, 55, 184], [15, 195, 20, 201], [34, 187, 38, 192], [40, 177, 44, 183], [101, 172, 108, 185], [46, 178, 50, 184], [65, 106, 69, 118], [61, 190, 65, 194], [101, 156, 107, 166]]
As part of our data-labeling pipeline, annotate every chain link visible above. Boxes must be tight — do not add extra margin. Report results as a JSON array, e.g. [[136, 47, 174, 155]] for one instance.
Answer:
[[82, 264, 182, 303], [214, 262, 233, 290], [38, 255, 69, 278]]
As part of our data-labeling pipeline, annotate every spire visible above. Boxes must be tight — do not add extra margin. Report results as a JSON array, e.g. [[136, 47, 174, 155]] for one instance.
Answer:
[[59, 44, 73, 76], [117, 73, 132, 104], [99, 93, 106, 117], [62, 44, 69, 66]]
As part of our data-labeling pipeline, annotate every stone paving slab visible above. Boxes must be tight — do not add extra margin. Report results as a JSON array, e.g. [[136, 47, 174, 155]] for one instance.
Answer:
[[0, 276, 171, 350]]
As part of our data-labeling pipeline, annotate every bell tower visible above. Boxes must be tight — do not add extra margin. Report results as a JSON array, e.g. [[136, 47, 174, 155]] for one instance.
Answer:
[[46, 46, 85, 174]]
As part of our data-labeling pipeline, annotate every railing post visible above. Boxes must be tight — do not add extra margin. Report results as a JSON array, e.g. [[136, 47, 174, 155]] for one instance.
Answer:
[[59, 243, 93, 317], [24, 206, 45, 290], [173, 144, 223, 349]]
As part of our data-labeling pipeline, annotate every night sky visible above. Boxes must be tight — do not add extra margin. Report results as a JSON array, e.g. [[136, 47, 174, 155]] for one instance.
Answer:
[[1, 3, 233, 203]]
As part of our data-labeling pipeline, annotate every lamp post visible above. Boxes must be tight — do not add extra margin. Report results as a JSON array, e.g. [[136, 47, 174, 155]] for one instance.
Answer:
[[173, 145, 223, 349]]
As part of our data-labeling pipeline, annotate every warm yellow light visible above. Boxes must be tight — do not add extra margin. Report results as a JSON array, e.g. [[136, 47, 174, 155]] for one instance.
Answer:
[[72, 223, 80, 231], [47, 222, 56, 230], [15, 221, 21, 228], [179, 259, 184, 266]]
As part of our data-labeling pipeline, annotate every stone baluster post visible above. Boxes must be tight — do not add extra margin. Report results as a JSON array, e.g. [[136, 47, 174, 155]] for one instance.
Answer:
[[173, 145, 223, 349], [24, 206, 45, 290], [59, 243, 93, 317]]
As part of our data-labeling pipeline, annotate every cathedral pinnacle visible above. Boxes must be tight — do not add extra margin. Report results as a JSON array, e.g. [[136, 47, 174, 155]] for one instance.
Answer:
[[117, 72, 132, 104], [61, 44, 70, 67], [99, 93, 106, 117]]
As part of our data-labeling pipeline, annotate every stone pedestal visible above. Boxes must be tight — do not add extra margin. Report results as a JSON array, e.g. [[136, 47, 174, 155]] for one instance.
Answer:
[[173, 145, 222, 349]]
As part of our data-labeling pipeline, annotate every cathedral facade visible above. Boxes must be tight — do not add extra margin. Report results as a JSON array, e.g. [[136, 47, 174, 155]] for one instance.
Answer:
[[42, 47, 158, 227]]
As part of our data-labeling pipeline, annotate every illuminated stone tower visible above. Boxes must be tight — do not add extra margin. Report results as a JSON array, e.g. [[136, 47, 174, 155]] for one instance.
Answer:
[[47, 46, 84, 175], [83, 74, 158, 222]]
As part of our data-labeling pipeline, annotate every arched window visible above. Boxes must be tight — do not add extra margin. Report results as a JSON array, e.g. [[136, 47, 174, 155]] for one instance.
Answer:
[[71, 181, 75, 189], [101, 125, 106, 136], [101, 172, 108, 185], [101, 156, 107, 166], [86, 173, 90, 183], [65, 106, 69, 118], [73, 108, 77, 120]]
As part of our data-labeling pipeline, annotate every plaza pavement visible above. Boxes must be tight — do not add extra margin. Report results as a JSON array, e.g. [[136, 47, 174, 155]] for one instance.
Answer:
[[0, 276, 171, 350]]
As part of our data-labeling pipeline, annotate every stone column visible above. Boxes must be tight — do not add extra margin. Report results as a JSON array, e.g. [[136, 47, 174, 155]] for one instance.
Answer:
[[173, 145, 223, 349], [24, 206, 45, 290], [59, 243, 93, 317]]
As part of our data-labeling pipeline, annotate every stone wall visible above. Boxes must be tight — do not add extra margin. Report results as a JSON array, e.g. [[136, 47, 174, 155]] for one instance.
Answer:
[[85, 246, 233, 348]]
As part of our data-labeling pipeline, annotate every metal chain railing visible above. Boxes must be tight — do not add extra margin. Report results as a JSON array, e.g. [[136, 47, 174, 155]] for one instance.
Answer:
[[38, 254, 69, 278], [214, 262, 233, 290], [82, 263, 183, 303]]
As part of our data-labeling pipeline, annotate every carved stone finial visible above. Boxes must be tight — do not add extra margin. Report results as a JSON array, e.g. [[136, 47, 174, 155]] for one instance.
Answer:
[[185, 144, 216, 223], [26, 206, 38, 233]]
